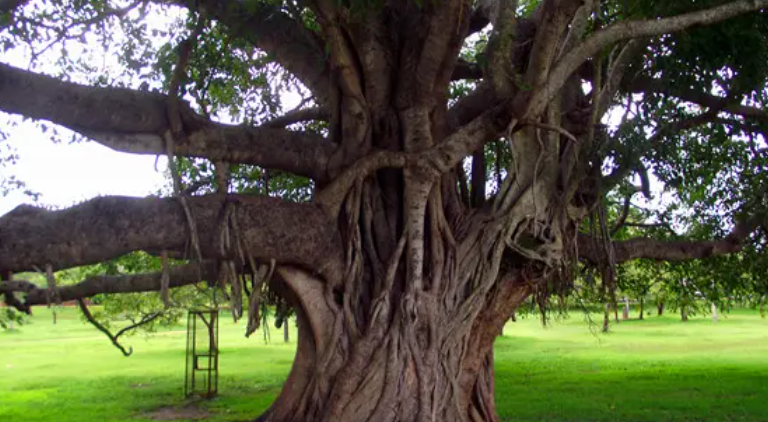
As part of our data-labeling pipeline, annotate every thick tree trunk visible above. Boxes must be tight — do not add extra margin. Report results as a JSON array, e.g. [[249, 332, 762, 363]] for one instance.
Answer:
[[657, 300, 665, 316], [255, 12, 571, 411], [681, 306, 688, 322], [258, 267, 535, 422], [638, 297, 644, 320]]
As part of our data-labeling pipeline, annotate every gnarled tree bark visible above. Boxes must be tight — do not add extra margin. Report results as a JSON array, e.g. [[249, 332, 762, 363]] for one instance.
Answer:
[[1, 1, 767, 421]]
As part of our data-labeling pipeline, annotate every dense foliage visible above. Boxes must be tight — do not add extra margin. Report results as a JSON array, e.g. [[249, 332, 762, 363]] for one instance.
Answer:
[[2, 0, 768, 420]]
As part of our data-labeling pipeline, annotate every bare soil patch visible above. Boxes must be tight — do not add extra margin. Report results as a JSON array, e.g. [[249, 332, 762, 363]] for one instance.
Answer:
[[144, 403, 212, 421]]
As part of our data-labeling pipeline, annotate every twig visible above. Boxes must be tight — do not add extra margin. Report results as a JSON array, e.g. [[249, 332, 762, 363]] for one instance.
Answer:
[[160, 251, 170, 307], [610, 195, 633, 235], [76, 298, 162, 357]]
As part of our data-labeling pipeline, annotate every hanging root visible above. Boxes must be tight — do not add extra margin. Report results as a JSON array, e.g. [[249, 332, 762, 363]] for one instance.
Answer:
[[160, 251, 171, 308], [163, 11, 207, 271], [215, 160, 230, 194], [597, 200, 618, 322], [43, 264, 61, 307], [214, 198, 274, 328], [216, 201, 238, 320], [165, 130, 204, 267], [228, 261, 242, 321], [246, 260, 274, 338]]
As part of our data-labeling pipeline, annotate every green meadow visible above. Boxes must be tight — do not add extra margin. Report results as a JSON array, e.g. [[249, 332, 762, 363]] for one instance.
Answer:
[[1, 307, 767, 421]]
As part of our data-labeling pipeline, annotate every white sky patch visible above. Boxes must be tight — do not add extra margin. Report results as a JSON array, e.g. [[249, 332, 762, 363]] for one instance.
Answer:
[[0, 121, 167, 216], [0, 6, 180, 216]]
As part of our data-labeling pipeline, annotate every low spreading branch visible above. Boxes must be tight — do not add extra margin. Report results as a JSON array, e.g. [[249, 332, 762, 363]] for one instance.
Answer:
[[579, 216, 765, 264], [0, 262, 217, 309], [0, 195, 344, 281]]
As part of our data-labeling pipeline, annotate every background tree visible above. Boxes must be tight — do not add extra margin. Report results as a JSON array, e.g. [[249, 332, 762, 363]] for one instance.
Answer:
[[3, 1, 768, 421]]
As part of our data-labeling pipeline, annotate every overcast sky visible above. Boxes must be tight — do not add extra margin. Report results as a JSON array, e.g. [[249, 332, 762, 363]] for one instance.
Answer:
[[0, 6, 177, 217], [0, 120, 167, 216]]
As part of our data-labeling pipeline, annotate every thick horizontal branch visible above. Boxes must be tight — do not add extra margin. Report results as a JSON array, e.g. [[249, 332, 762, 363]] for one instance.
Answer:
[[0, 195, 343, 281], [0, 62, 334, 180], [1, 262, 216, 308], [0, 62, 174, 133], [89, 125, 334, 181], [579, 216, 764, 264], [527, 0, 768, 117]]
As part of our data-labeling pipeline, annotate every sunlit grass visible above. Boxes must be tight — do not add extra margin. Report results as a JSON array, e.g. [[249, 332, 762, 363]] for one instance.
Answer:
[[495, 309, 768, 422], [1, 307, 767, 421]]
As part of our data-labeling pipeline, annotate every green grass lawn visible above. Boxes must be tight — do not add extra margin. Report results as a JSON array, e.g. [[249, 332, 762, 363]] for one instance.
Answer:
[[1, 307, 767, 421]]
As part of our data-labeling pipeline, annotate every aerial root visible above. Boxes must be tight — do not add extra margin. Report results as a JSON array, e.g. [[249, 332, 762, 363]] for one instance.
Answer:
[[215, 199, 276, 329], [160, 251, 171, 308], [246, 260, 274, 338], [162, 11, 207, 284], [40, 264, 61, 307]]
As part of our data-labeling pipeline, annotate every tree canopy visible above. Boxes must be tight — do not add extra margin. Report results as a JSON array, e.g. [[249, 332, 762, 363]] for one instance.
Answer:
[[2, 1, 768, 421]]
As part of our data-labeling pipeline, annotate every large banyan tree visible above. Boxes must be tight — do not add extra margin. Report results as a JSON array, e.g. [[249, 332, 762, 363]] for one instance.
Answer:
[[3, 0, 768, 421]]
